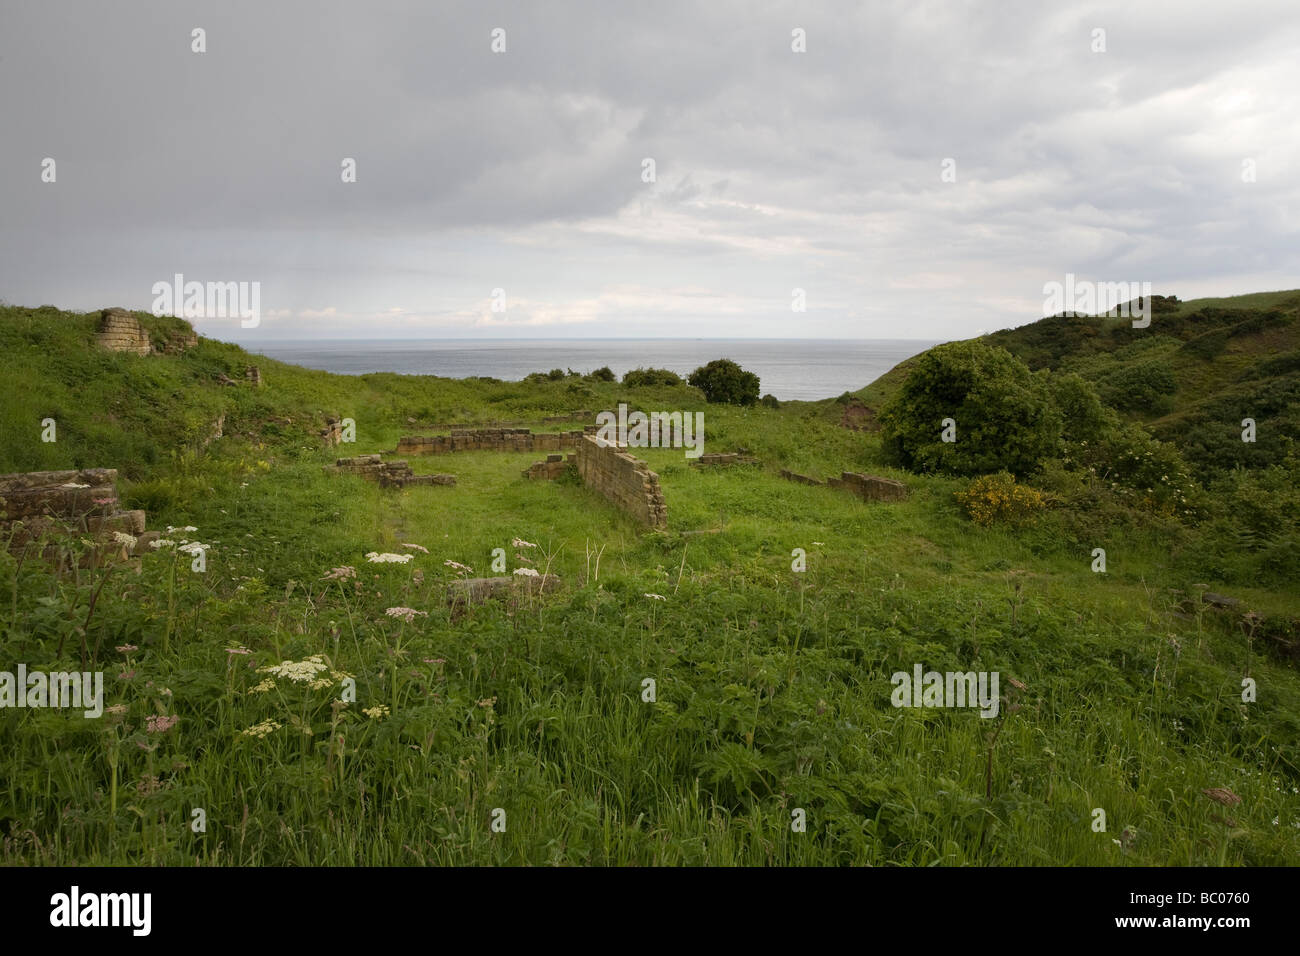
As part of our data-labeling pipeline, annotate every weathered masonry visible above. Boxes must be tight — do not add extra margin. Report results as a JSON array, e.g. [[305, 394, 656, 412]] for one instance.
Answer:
[[0, 468, 155, 558], [523, 454, 575, 480], [575, 435, 667, 528], [397, 427, 592, 456], [331, 455, 455, 489], [780, 468, 907, 502], [95, 308, 152, 355]]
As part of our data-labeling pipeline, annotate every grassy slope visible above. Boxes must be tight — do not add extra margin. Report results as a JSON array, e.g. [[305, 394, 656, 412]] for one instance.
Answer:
[[0, 303, 1297, 866], [847, 290, 1300, 477]]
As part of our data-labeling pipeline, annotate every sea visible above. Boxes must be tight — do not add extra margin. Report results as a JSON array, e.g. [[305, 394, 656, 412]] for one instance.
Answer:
[[242, 338, 937, 402]]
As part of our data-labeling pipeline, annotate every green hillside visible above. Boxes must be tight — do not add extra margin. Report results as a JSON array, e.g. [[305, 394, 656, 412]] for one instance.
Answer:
[[0, 302, 1297, 866], [855, 290, 1300, 479]]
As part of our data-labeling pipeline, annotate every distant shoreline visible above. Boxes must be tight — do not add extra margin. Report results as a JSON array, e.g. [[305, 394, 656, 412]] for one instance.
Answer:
[[235, 337, 940, 402]]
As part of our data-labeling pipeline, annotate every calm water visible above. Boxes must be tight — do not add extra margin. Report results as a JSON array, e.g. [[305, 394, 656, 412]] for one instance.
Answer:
[[244, 339, 936, 401]]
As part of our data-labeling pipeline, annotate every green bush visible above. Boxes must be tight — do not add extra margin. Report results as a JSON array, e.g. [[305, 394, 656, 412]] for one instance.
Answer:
[[587, 366, 616, 382], [878, 341, 1062, 477], [687, 359, 760, 406], [622, 367, 683, 388], [1050, 372, 1111, 443], [1093, 359, 1178, 412]]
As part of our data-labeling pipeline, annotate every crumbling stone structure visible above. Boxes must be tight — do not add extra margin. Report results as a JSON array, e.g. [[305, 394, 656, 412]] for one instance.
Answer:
[[574, 436, 667, 528], [692, 452, 760, 468], [94, 308, 196, 355], [321, 417, 344, 445], [395, 429, 590, 457], [397, 427, 591, 456], [779, 467, 907, 502], [330, 455, 455, 489], [829, 472, 908, 501], [523, 454, 575, 480], [95, 308, 152, 356], [779, 469, 823, 486], [0, 468, 153, 558]]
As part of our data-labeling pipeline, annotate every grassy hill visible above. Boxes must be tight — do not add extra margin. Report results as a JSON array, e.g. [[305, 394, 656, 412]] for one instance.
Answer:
[[853, 290, 1300, 479], [0, 302, 1297, 866]]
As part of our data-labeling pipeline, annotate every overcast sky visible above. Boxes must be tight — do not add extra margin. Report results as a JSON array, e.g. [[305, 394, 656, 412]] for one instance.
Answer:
[[1, 0, 1297, 342]]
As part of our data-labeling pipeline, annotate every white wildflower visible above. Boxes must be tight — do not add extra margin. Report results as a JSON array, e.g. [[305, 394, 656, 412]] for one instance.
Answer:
[[385, 606, 428, 624], [366, 552, 412, 564]]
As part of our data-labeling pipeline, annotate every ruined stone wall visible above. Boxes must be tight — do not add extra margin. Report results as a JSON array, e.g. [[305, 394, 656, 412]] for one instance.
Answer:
[[574, 435, 667, 528], [828, 472, 908, 502], [522, 454, 574, 480], [692, 452, 760, 468], [331, 455, 455, 489], [0, 468, 152, 556], [780, 468, 907, 502], [95, 308, 152, 355], [397, 427, 591, 456]]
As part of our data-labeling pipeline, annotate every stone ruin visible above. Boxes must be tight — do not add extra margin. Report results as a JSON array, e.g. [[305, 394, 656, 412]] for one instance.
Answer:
[[95, 308, 152, 356], [321, 417, 345, 445], [691, 452, 760, 468], [523, 454, 575, 480], [780, 468, 907, 502], [330, 455, 455, 489], [397, 427, 592, 456], [0, 468, 156, 560], [95, 308, 197, 356], [575, 435, 667, 528]]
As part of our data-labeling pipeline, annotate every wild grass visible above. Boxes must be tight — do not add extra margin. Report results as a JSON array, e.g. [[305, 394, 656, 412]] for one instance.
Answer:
[[0, 303, 1297, 865]]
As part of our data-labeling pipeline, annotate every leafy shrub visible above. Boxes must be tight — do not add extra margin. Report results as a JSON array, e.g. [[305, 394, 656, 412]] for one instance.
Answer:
[[587, 366, 616, 382], [760, 393, 781, 409], [954, 472, 1046, 528], [878, 341, 1062, 477], [623, 367, 683, 387], [1093, 359, 1178, 412], [1062, 422, 1198, 518], [1050, 372, 1111, 443], [687, 360, 760, 406], [1180, 329, 1230, 360]]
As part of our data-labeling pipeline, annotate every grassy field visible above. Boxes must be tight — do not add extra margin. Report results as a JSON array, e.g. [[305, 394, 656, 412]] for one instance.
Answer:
[[0, 302, 1297, 865]]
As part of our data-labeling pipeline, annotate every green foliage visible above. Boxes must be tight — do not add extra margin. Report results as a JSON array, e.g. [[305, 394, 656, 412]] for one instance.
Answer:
[[1049, 373, 1111, 443], [587, 366, 616, 383], [687, 359, 760, 407], [1093, 359, 1178, 413], [760, 393, 781, 409], [878, 341, 1062, 477], [622, 367, 683, 388]]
